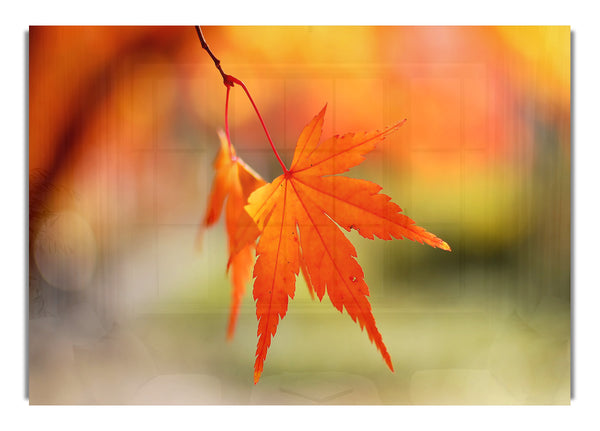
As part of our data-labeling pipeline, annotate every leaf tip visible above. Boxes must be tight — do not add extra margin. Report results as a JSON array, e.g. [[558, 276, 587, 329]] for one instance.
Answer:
[[393, 118, 408, 131], [317, 103, 328, 119], [382, 350, 394, 373], [439, 240, 451, 252], [226, 315, 237, 341], [253, 370, 262, 384]]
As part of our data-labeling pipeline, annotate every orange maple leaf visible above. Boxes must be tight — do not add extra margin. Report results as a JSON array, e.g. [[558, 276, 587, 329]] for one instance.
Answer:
[[203, 130, 266, 339], [246, 106, 451, 383]]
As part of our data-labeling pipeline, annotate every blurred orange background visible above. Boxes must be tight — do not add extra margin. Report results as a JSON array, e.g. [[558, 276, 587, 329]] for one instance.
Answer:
[[28, 26, 570, 404]]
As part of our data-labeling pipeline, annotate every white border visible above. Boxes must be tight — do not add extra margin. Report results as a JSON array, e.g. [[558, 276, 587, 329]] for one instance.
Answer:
[[5, 1, 600, 430]]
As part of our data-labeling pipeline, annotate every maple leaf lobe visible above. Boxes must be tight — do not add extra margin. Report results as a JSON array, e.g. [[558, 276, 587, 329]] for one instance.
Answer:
[[201, 131, 266, 340]]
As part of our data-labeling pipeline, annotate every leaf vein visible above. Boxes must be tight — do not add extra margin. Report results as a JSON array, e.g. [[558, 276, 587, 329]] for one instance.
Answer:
[[289, 178, 366, 316]]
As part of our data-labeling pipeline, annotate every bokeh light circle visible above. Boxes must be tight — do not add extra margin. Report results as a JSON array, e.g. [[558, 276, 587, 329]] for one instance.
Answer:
[[34, 211, 97, 291]]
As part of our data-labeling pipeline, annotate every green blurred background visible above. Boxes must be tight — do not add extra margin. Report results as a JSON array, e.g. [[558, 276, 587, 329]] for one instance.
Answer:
[[28, 26, 570, 404]]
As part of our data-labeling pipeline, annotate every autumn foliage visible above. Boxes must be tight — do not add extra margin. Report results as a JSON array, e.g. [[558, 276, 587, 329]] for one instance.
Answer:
[[194, 23, 452, 383], [204, 105, 450, 383]]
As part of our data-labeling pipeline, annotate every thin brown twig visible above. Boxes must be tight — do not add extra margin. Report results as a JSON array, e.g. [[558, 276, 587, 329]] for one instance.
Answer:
[[195, 26, 234, 87]]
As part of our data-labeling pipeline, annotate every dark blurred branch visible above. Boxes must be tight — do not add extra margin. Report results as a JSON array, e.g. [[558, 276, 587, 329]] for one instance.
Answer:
[[29, 29, 185, 314]]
